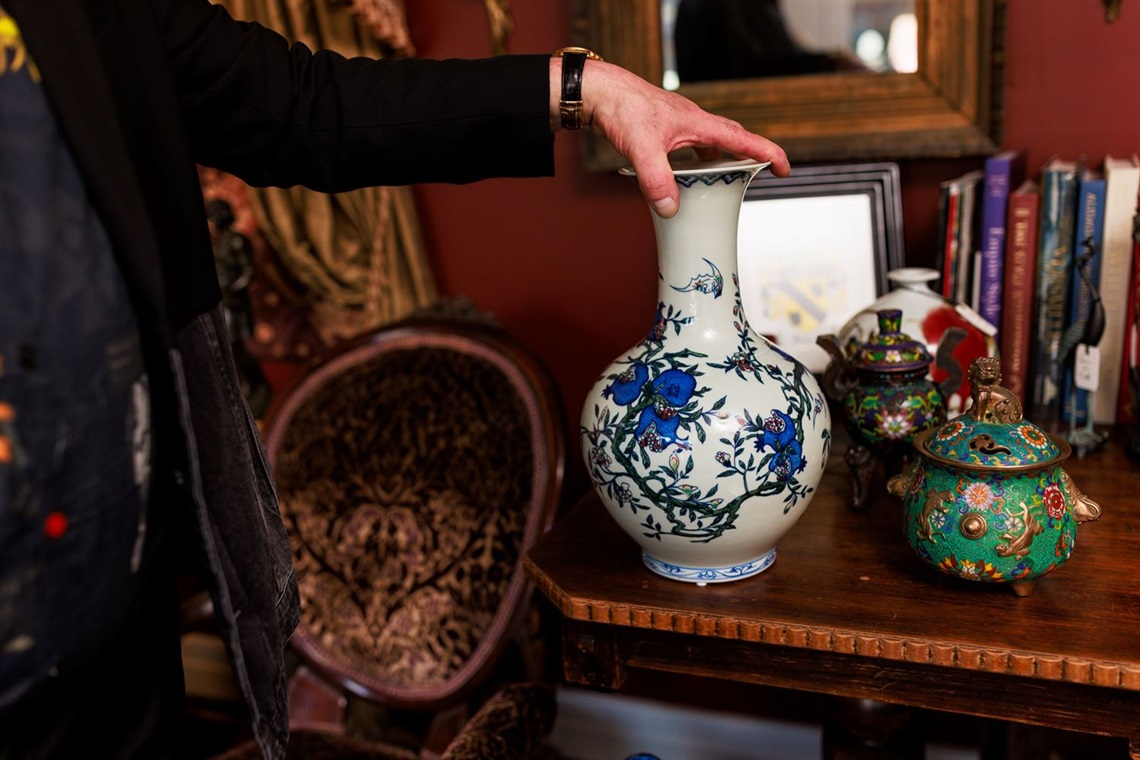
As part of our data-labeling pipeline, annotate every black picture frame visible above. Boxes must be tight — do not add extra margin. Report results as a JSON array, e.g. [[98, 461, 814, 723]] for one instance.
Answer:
[[737, 161, 905, 372]]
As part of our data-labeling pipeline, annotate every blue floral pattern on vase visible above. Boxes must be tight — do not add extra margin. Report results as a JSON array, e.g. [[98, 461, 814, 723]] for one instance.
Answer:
[[584, 289, 825, 546]]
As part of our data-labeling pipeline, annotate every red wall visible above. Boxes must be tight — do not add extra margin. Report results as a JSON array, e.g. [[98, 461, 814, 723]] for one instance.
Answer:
[[406, 0, 1140, 495]]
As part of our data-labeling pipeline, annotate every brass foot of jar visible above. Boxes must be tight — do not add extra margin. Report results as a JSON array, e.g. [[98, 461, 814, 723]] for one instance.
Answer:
[[1011, 580, 1038, 597]]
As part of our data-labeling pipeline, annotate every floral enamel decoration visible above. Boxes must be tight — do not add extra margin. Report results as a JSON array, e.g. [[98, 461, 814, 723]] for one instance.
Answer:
[[960, 481, 997, 512]]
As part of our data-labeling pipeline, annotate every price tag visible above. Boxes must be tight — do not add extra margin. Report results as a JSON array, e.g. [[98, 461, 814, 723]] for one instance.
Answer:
[[1075, 344, 1101, 391]]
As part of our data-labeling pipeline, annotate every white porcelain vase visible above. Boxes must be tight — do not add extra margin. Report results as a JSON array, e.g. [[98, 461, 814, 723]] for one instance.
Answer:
[[580, 159, 831, 584]]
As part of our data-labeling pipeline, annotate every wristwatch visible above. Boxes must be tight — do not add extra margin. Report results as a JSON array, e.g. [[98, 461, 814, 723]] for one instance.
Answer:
[[553, 46, 603, 130]]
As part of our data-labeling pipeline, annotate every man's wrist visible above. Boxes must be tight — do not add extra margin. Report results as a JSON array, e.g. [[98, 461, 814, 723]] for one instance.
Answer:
[[551, 47, 602, 131]]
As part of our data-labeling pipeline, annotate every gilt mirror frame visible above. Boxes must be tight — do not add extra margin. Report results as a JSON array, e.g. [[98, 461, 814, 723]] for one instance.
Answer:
[[573, 0, 1005, 171]]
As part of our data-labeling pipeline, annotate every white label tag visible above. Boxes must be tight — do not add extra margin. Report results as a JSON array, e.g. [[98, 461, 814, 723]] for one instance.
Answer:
[[1075, 344, 1100, 391]]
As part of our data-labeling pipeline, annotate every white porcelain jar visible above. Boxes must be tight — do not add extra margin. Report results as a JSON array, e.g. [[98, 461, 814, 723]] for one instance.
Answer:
[[839, 267, 998, 414]]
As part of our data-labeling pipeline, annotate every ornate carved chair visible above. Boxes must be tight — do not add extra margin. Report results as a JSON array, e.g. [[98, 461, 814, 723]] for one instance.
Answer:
[[217, 312, 565, 759]]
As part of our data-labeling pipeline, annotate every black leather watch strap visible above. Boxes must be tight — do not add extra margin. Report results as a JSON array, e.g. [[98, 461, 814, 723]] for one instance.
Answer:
[[554, 46, 602, 130]]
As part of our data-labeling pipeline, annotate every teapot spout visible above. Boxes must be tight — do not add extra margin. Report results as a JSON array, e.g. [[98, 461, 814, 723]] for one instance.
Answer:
[[1063, 471, 1102, 523]]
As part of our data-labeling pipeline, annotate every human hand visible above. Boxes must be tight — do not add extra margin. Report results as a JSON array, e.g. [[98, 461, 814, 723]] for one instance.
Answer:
[[551, 56, 790, 218]]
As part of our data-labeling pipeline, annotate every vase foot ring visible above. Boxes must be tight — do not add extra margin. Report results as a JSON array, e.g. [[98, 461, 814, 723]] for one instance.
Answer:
[[641, 548, 777, 584]]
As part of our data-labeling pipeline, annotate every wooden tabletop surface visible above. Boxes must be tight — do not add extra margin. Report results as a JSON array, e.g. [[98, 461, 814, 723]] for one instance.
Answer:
[[525, 434, 1140, 692]]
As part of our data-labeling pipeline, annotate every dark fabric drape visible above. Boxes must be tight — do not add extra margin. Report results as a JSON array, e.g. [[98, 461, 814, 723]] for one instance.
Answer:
[[211, 0, 436, 353]]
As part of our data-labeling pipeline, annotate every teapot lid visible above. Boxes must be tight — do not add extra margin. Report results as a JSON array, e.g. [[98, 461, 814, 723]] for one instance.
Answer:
[[851, 309, 932, 372], [919, 357, 1068, 470]]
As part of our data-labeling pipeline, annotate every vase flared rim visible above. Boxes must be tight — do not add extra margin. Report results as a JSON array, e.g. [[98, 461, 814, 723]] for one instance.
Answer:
[[619, 158, 769, 178], [887, 267, 940, 285]]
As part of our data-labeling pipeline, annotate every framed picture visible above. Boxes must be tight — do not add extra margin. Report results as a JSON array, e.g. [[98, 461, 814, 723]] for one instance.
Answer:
[[737, 162, 904, 373]]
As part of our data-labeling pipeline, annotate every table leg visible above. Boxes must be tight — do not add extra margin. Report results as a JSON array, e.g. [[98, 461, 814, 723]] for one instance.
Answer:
[[822, 697, 924, 760], [984, 721, 1134, 759], [562, 622, 626, 691]]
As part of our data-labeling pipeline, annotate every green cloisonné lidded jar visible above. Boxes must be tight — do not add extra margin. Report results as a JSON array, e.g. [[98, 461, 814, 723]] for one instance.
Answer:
[[887, 357, 1103, 597]]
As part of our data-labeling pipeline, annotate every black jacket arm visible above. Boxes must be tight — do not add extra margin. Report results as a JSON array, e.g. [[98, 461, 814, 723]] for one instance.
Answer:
[[152, 0, 556, 191]]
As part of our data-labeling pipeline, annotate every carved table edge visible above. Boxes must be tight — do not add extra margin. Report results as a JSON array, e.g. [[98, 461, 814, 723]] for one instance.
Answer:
[[524, 558, 1140, 692]]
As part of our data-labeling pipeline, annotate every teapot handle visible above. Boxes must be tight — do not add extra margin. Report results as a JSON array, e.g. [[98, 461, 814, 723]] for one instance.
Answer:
[[933, 327, 968, 401], [816, 333, 854, 401]]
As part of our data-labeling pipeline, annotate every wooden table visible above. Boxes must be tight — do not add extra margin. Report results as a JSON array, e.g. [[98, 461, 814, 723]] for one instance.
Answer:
[[524, 436, 1140, 756]]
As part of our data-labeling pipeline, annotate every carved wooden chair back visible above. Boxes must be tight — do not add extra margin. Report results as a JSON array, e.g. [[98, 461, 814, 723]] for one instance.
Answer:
[[260, 315, 565, 753]]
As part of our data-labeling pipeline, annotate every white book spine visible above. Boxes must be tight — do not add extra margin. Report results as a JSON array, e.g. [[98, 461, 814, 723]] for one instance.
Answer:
[[1094, 154, 1140, 423]]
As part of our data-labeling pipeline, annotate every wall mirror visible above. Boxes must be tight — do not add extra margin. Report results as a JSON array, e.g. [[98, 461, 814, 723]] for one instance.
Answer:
[[573, 0, 1004, 171]]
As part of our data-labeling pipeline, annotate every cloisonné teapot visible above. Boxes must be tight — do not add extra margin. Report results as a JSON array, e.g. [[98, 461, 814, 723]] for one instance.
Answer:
[[887, 357, 1103, 597], [817, 309, 963, 510]]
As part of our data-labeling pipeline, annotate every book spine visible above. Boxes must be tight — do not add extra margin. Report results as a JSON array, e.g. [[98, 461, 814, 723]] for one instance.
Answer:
[[1061, 176, 1106, 426], [1030, 167, 1077, 423], [971, 249, 983, 313], [1117, 216, 1140, 424], [1000, 188, 1039, 404], [979, 155, 1016, 329], [936, 184, 951, 297], [956, 179, 979, 305], [941, 188, 961, 299], [1094, 159, 1140, 423]]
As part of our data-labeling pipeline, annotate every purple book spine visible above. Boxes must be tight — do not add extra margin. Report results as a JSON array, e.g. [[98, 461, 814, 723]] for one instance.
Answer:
[[979, 152, 1023, 329]]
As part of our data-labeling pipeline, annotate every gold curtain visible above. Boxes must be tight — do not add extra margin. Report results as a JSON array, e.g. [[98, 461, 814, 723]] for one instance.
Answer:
[[215, 0, 435, 346]]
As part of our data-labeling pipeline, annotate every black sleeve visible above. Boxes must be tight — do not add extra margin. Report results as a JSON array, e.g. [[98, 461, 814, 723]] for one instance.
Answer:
[[150, 0, 555, 190]]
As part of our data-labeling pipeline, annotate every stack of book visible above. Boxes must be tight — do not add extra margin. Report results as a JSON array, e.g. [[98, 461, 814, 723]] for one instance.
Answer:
[[936, 151, 1140, 430]]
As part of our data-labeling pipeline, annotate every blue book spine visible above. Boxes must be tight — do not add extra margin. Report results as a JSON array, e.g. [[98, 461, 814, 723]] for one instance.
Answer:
[[978, 151, 1024, 329], [1060, 171, 1107, 426], [1030, 160, 1078, 424]]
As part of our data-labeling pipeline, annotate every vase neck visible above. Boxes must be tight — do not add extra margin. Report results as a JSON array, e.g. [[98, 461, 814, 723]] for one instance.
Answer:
[[652, 169, 755, 327], [888, 267, 940, 295]]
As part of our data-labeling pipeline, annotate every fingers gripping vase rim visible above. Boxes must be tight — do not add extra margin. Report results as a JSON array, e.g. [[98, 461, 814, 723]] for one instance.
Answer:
[[618, 158, 771, 178]]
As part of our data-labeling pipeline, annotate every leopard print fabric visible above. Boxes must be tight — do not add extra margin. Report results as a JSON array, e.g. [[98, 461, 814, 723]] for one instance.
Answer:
[[439, 683, 557, 760], [214, 684, 556, 759], [273, 344, 535, 692]]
